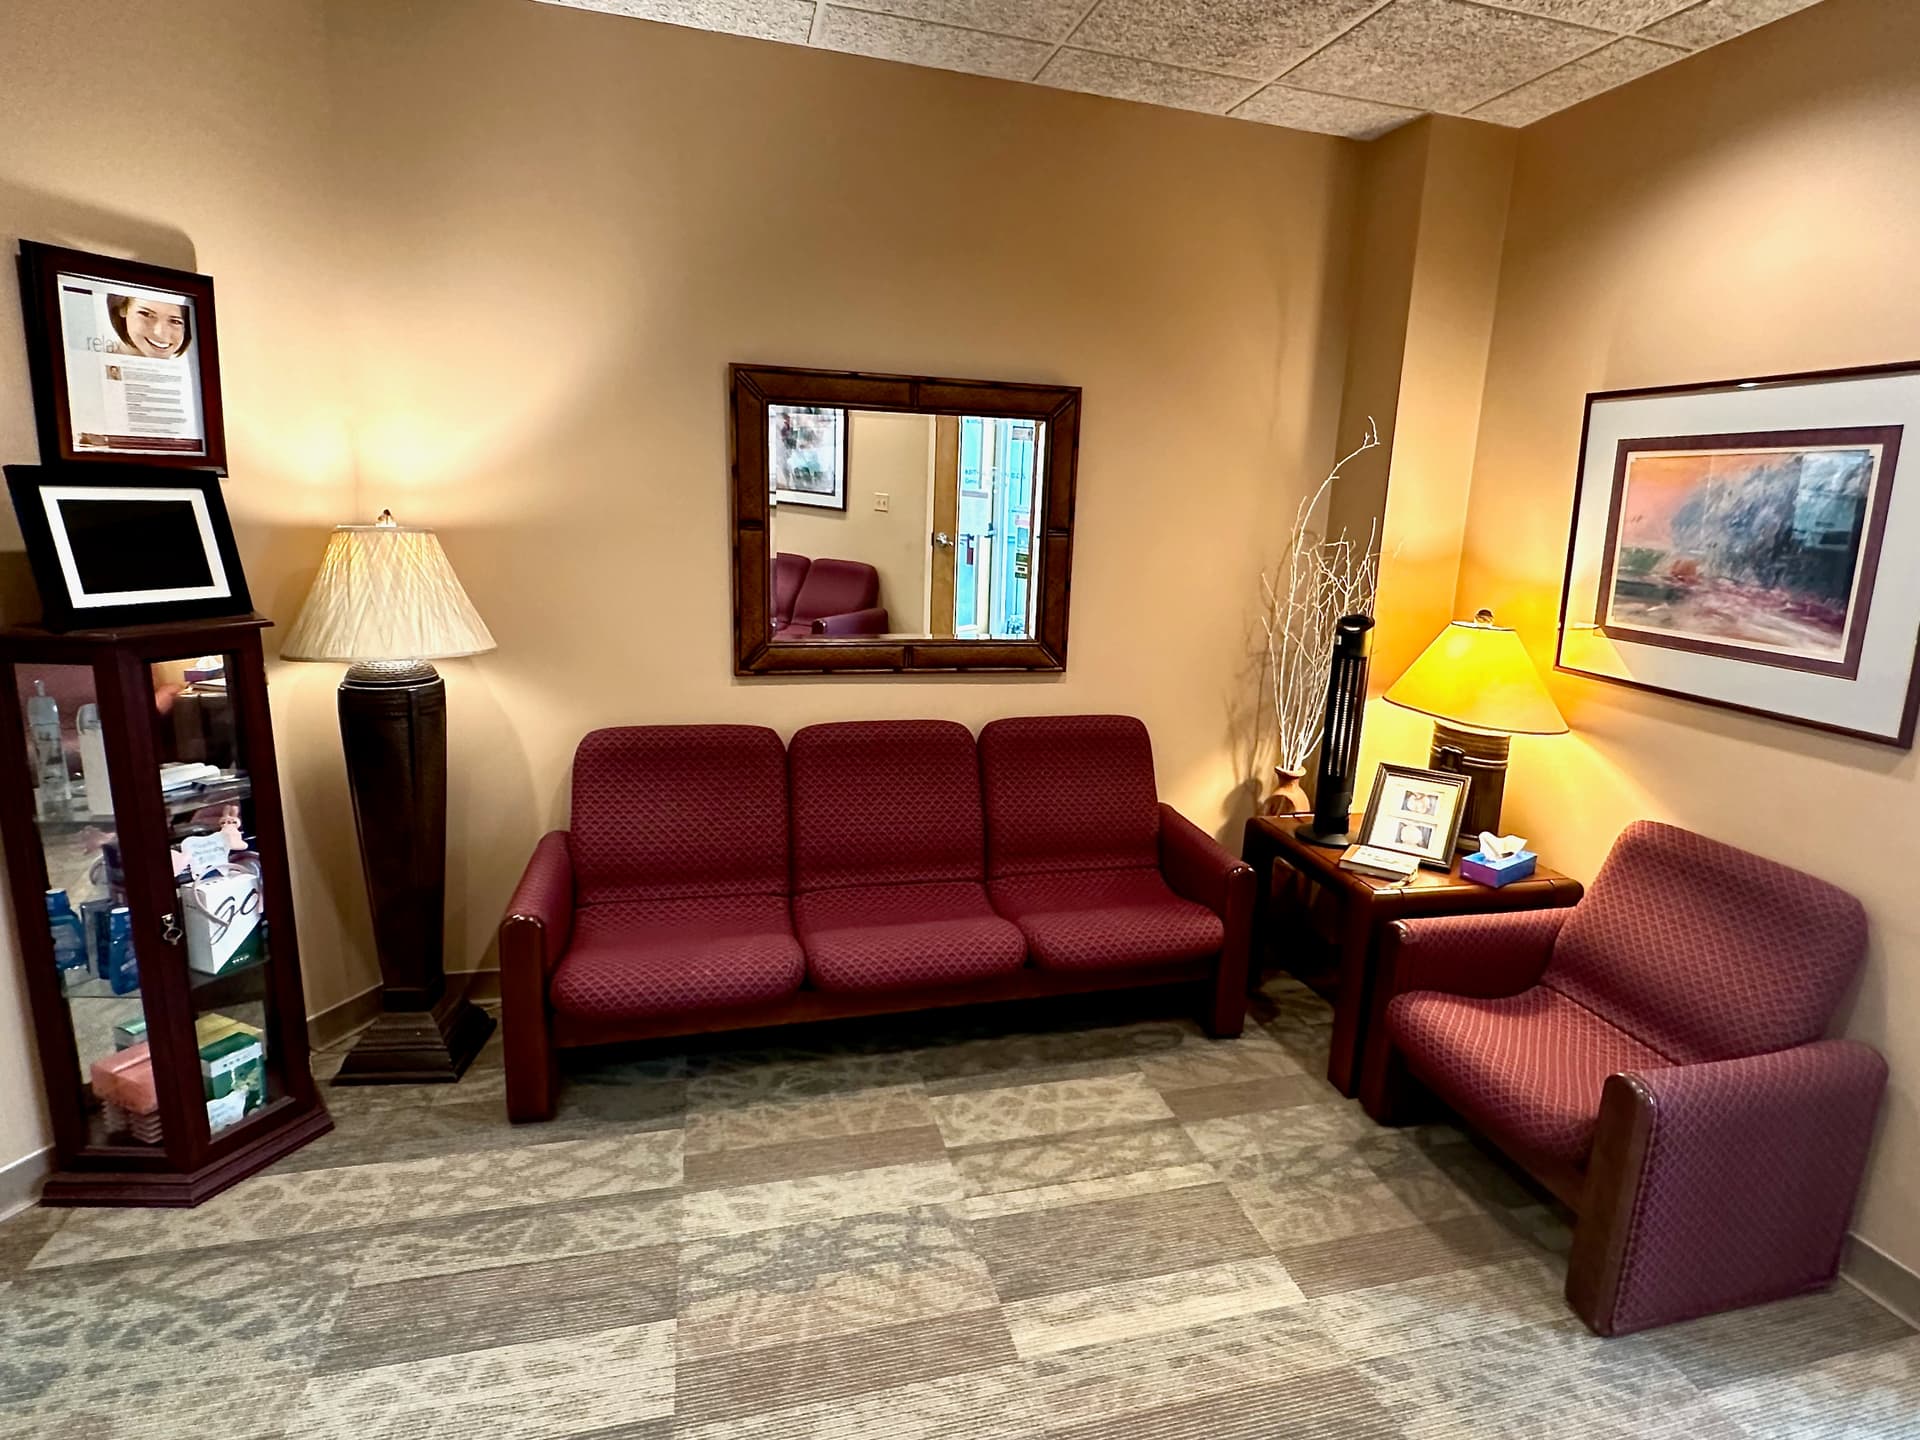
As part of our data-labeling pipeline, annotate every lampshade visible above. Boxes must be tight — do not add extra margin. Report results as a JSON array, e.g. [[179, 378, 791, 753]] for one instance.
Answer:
[[1384, 611, 1568, 736], [280, 512, 495, 662]]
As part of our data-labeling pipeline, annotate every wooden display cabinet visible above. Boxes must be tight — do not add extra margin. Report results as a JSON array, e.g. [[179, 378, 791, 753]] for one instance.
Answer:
[[0, 615, 330, 1205]]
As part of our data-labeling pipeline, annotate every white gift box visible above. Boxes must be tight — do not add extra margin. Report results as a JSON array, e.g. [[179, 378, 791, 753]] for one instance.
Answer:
[[182, 870, 263, 975]]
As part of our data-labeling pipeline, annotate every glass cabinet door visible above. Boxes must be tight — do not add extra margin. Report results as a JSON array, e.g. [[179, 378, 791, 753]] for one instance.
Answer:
[[141, 648, 290, 1148]]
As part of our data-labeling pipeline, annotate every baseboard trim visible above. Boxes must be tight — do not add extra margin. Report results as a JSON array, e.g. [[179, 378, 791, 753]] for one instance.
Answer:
[[0, 1145, 51, 1223], [305, 972, 501, 1051], [1842, 1233, 1920, 1328], [306, 983, 383, 1051]]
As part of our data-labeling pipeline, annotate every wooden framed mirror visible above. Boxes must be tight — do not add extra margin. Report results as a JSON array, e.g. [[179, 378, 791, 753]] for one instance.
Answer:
[[730, 364, 1080, 675]]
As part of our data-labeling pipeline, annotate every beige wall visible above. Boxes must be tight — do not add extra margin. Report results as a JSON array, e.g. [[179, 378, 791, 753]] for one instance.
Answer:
[[1454, 0, 1920, 1272], [775, 411, 933, 633], [0, 0, 1356, 1178]]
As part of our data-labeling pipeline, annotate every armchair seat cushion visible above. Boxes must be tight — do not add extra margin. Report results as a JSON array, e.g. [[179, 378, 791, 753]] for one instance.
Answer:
[[1389, 985, 1670, 1169], [989, 868, 1223, 971], [550, 895, 804, 1020], [795, 882, 1026, 992]]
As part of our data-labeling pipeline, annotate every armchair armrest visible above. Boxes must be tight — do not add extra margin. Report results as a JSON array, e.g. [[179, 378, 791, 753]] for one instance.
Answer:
[[502, 830, 574, 975], [500, 830, 573, 1123], [1570, 1039, 1888, 1335], [1380, 907, 1569, 1002], [810, 607, 889, 636], [1158, 804, 1255, 1038]]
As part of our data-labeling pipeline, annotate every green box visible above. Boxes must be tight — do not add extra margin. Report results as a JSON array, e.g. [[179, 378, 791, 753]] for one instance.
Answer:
[[200, 1032, 265, 1117]]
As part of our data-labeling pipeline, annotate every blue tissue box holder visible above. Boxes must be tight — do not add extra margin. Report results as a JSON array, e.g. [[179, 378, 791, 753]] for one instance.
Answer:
[[1461, 850, 1537, 888]]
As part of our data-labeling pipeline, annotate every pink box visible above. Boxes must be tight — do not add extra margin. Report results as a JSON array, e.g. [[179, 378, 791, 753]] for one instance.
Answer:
[[1462, 850, 1537, 888]]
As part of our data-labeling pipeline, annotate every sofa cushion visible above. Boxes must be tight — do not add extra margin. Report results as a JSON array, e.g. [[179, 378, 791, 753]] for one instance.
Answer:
[[772, 551, 810, 631], [789, 720, 986, 891], [988, 869, 1221, 971], [979, 715, 1161, 879], [569, 725, 789, 906], [1546, 820, 1868, 1066], [795, 881, 1027, 992], [791, 558, 880, 626], [549, 894, 803, 1019], [1387, 986, 1672, 1169]]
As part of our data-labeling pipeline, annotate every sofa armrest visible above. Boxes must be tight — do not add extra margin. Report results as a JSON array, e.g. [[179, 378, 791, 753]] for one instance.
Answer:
[[502, 830, 575, 975], [810, 607, 889, 636], [1569, 1039, 1888, 1335], [1380, 908, 1569, 1003], [1158, 804, 1255, 1038]]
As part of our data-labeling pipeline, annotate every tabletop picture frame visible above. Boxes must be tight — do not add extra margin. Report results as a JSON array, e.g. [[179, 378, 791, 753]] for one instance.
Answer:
[[1359, 763, 1470, 869], [16, 241, 227, 473], [3, 463, 252, 631]]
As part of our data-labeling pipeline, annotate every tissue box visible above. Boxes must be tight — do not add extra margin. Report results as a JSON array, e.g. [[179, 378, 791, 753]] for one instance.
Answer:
[[1462, 850, 1537, 888]]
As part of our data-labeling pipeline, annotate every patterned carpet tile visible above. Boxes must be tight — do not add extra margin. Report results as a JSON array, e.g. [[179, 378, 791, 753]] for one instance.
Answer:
[[0, 979, 1910, 1438]]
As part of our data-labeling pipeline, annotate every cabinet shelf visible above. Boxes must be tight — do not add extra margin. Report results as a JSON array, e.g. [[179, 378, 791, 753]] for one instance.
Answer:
[[34, 773, 254, 839]]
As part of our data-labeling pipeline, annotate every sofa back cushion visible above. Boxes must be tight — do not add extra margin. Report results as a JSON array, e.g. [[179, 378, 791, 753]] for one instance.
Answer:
[[1546, 820, 1867, 1065], [772, 552, 810, 630], [569, 725, 789, 905], [979, 715, 1159, 878], [792, 559, 880, 625], [789, 720, 985, 891]]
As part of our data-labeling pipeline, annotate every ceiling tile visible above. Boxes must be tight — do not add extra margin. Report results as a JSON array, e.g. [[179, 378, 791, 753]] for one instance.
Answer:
[[1232, 83, 1421, 138], [1036, 49, 1253, 113], [1469, 35, 1683, 124], [535, 0, 816, 44], [819, 5, 1052, 78], [1642, 0, 1823, 49], [844, 0, 1092, 43], [1469, 0, 1694, 30], [1281, 0, 1608, 113], [1069, 0, 1385, 83]]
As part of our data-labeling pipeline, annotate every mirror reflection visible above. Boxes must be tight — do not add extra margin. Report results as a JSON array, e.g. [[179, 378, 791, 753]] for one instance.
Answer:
[[768, 406, 1044, 642]]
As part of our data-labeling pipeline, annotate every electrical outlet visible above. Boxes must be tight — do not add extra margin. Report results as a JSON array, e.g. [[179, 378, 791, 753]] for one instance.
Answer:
[[873, 492, 890, 512]]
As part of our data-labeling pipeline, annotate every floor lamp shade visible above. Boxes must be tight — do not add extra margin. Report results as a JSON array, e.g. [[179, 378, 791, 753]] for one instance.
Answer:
[[1385, 611, 1568, 848], [283, 513, 496, 1082]]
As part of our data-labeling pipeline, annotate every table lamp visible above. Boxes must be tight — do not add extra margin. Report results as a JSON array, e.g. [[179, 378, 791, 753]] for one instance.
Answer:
[[282, 510, 497, 1082], [1384, 609, 1568, 850]]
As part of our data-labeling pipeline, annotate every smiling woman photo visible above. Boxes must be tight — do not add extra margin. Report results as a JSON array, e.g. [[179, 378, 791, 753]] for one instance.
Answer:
[[106, 291, 192, 359]]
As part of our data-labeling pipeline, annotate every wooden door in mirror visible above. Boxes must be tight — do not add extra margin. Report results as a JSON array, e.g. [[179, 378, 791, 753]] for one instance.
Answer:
[[730, 364, 1080, 674]]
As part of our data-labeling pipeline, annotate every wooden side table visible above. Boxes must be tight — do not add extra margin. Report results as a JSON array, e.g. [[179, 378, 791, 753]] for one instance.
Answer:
[[1242, 815, 1583, 1096]]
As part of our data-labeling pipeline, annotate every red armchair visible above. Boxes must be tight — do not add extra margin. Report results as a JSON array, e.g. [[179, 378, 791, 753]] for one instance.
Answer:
[[1364, 820, 1885, 1335], [775, 557, 890, 639]]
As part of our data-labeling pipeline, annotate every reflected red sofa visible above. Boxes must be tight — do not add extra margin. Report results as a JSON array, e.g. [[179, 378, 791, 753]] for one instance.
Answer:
[[771, 553, 888, 638], [1363, 820, 1886, 1336], [501, 715, 1252, 1122]]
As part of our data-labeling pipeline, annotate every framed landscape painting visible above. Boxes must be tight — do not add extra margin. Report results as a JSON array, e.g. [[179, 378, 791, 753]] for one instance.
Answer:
[[1559, 363, 1920, 747]]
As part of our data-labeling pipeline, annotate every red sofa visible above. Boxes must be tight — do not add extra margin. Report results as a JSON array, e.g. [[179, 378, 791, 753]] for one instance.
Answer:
[[771, 553, 889, 638], [1363, 820, 1886, 1335], [501, 715, 1253, 1121]]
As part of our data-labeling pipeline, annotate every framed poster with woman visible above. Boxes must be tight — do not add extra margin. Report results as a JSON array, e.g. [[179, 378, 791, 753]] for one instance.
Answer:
[[16, 242, 227, 473]]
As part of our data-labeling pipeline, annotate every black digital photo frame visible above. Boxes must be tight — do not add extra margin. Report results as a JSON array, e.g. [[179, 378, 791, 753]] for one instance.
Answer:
[[4, 464, 252, 631]]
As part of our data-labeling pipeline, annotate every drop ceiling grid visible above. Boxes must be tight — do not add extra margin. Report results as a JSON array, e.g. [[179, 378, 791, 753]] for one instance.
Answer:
[[534, 0, 1827, 136]]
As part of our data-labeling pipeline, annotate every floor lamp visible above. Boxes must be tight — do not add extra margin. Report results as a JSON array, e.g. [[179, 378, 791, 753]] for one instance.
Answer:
[[282, 511, 497, 1082]]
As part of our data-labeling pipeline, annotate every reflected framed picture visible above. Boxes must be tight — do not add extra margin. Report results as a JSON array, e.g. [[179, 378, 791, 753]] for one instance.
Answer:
[[16, 242, 227, 473], [768, 404, 847, 510], [3, 464, 252, 631], [1559, 363, 1920, 746], [1359, 764, 1470, 870]]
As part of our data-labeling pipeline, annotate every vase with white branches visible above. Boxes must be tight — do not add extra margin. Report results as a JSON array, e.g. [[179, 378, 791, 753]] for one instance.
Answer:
[[1258, 419, 1383, 815]]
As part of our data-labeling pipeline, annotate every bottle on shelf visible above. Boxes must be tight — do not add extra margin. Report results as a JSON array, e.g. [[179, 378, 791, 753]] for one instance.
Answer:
[[106, 905, 139, 995], [46, 888, 87, 992], [27, 681, 68, 820]]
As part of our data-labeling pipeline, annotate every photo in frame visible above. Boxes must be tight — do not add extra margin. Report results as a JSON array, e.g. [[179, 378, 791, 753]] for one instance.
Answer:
[[3, 464, 252, 631], [768, 404, 847, 510], [15, 241, 227, 472], [1359, 763, 1470, 869], [1559, 363, 1920, 745]]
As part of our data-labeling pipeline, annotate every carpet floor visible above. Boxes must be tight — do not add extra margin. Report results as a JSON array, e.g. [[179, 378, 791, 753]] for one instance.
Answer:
[[0, 975, 1914, 1439]]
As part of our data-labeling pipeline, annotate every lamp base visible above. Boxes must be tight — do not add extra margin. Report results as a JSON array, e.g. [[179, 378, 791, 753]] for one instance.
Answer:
[[1296, 823, 1357, 849], [331, 973, 495, 1084], [1430, 722, 1510, 853]]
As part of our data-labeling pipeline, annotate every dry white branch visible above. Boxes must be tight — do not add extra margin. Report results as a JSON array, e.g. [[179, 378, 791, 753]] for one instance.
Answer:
[[1258, 419, 1383, 776]]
